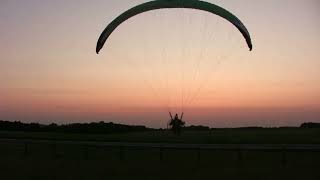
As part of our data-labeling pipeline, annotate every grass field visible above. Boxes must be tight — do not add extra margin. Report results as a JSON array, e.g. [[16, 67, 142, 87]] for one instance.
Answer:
[[1, 128, 320, 180], [1, 128, 320, 144]]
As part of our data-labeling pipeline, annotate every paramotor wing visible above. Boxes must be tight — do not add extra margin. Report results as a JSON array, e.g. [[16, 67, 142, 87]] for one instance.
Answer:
[[96, 0, 252, 54]]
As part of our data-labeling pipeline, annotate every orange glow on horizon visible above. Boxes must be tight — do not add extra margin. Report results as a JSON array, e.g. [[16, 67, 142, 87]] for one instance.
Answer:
[[1, 0, 320, 127]]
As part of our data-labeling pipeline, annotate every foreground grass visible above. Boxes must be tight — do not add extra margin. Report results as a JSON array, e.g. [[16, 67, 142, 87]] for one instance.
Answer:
[[1, 128, 320, 144], [1, 140, 320, 180], [1, 129, 320, 179]]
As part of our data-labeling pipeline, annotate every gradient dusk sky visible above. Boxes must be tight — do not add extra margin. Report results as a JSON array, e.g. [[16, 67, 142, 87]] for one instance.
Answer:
[[1, 0, 320, 128]]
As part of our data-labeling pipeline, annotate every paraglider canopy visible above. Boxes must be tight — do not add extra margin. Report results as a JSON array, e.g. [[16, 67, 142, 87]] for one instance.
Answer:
[[96, 0, 253, 54]]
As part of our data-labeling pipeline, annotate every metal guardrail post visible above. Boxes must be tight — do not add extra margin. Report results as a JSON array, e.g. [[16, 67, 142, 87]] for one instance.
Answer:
[[159, 147, 164, 161], [119, 146, 125, 161], [52, 143, 57, 159], [282, 147, 287, 168], [23, 142, 29, 158], [197, 148, 201, 161], [83, 145, 89, 160], [237, 149, 243, 167]]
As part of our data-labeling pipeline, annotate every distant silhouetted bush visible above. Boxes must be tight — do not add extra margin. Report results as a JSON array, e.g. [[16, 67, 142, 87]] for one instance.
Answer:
[[300, 122, 320, 128]]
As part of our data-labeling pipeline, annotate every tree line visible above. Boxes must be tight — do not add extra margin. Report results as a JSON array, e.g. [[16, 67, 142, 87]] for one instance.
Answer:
[[0, 120, 152, 134], [0, 120, 319, 134]]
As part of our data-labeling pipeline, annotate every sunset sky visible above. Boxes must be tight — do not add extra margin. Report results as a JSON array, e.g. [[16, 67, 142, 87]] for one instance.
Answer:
[[1, 0, 320, 128]]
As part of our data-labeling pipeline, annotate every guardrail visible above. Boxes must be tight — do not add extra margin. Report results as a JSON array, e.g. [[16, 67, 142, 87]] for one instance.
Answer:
[[2, 138, 320, 167]]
